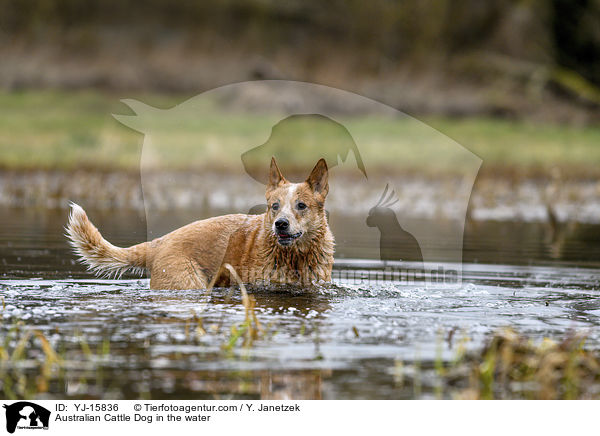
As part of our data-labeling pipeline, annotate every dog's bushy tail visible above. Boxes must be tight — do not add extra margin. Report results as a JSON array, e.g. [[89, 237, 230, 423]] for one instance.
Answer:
[[65, 202, 148, 278]]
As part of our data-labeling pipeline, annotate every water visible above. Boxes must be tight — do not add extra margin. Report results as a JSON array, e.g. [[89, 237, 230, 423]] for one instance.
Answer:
[[1, 208, 599, 399]]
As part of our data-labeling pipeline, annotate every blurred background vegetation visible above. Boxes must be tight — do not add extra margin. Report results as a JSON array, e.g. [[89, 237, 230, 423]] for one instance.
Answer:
[[0, 0, 599, 173]]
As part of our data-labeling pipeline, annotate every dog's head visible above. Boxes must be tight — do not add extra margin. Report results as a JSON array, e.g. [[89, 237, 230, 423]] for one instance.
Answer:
[[265, 157, 329, 248]]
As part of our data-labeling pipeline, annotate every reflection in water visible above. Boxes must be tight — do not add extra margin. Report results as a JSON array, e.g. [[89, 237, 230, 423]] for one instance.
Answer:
[[260, 371, 327, 400], [545, 203, 579, 260], [5, 207, 598, 280], [150, 369, 327, 400], [2, 206, 600, 276]]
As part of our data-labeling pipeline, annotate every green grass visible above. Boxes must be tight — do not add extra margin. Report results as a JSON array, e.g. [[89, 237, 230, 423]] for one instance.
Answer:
[[0, 90, 179, 171], [428, 117, 600, 177], [1, 89, 599, 177]]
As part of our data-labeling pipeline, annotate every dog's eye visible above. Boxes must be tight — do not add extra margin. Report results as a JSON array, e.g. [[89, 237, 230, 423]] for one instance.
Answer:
[[297, 202, 307, 210], [272, 203, 279, 211]]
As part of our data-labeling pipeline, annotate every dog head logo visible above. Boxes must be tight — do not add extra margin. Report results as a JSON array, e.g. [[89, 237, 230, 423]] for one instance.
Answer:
[[241, 113, 366, 217], [241, 114, 367, 184], [3, 402, 50, 433]]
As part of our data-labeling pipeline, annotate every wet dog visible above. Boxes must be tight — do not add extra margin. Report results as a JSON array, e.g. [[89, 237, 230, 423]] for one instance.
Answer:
[[66, 158, 334, 289]]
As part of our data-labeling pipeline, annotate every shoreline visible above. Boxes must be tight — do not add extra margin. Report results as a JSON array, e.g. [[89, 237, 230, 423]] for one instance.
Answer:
[[2, 169, 599, 224]]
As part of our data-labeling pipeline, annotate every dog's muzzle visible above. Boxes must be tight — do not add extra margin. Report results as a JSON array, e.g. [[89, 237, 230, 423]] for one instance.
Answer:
[[276, 231, 303, 246]]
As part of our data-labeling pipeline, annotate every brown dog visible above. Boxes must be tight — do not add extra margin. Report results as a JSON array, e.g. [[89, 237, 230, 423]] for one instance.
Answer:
[[66, 158, 335, 289]]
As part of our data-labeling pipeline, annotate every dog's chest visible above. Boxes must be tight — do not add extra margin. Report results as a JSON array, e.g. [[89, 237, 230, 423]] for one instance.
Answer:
[[261, 245, 332, 284]]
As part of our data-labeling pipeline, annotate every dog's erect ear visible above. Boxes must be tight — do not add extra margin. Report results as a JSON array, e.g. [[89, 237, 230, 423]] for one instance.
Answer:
[[268, 157, 286, 191], [306, 158, 329, 197]]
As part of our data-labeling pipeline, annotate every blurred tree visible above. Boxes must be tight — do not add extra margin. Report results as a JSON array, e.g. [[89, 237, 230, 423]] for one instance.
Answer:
[[0, 0, 597, 88], [552, 0, 600, 85]]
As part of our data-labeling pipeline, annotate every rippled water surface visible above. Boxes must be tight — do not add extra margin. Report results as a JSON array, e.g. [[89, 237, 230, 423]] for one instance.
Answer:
[[1, 208, 599, 399]]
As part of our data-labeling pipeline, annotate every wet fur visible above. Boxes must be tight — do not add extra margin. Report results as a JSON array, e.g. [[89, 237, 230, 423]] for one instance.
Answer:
[[66, 158, 334, 290]]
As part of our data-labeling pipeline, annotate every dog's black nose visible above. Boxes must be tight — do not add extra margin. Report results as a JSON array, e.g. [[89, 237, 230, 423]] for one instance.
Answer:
[[275, 218, 289, 231]]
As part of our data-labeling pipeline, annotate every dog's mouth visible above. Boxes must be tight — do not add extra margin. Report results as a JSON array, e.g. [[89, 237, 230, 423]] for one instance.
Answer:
[[276, 231, 303, 246]]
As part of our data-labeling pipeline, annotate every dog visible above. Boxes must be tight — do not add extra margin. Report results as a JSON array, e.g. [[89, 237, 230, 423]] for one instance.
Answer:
[[66, 158, 335, 290]]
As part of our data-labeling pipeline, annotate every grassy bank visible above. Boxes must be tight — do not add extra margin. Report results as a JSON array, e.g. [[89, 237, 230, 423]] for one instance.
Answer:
[[1, 90, 599, 177]]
